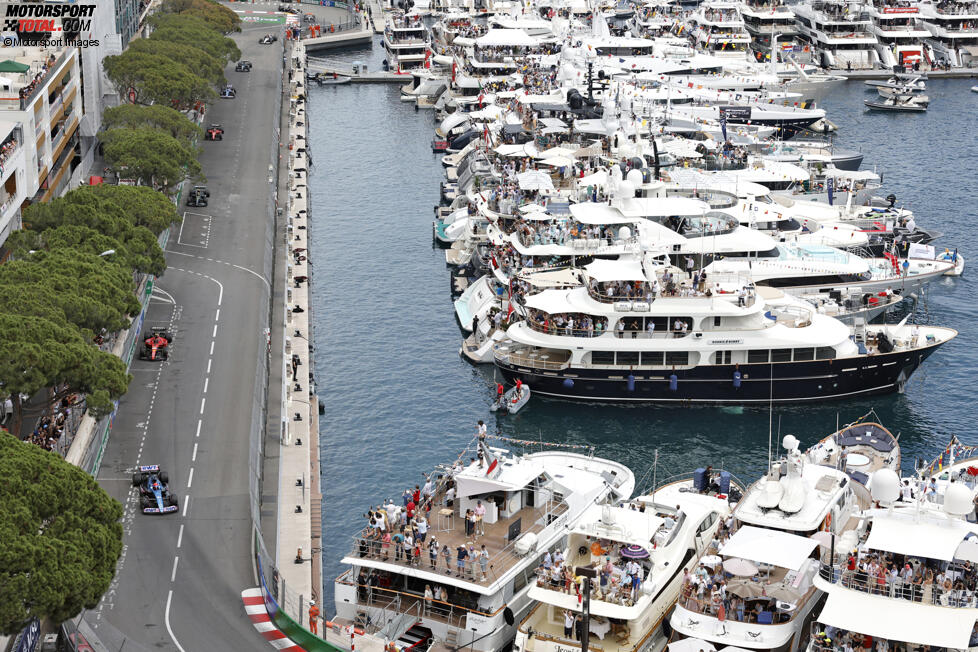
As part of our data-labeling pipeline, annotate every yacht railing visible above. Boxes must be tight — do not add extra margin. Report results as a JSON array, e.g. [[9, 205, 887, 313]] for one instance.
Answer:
[[523, 319, 696, 340], [338, 574, 495, 630], [650, 469, 748, 494], [816, 561, 978, 609]]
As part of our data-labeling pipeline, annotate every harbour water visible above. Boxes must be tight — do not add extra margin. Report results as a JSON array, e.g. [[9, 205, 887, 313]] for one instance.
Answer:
[[308, 47, 978, 604]]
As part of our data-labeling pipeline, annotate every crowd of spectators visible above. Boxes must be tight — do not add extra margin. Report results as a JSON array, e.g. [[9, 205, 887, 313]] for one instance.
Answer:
[[18, 54, 57, 103]]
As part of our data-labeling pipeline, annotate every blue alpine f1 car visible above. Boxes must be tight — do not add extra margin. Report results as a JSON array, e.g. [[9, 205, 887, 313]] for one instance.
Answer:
[[132, 465, 179, 514]]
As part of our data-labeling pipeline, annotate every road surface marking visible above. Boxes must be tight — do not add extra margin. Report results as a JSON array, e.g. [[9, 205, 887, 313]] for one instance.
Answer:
[[170, 556, 180, 582], [210, 341, 215, 355], [182, 496, 190, 517], [195, 420, 202, 438], [215, 308, 221, 322], [167, 250, 270, 288], [199, 397, 206, 414], [192, 442, 198, 462], [177, 524, 184, 549], [165, 590, 188, 652], [203, 378, 209, 394], [207, 359, 212, 374], [213, 324, 218, 337], [187, 467, 194, 489]]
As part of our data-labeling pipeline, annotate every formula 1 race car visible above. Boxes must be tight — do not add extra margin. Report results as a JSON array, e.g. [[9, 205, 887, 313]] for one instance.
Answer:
[[139, 327, 172, 361], [220, 84, 236, 99], [205, 124, 224, 141], [132, 465, 179, 514], [259, 34, 278, 44], [186, 185, 209, 207], [235, 60, 252, 72]]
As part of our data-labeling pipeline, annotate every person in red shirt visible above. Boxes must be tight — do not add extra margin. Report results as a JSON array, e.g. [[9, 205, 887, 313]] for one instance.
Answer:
[[406, 500, 416, 523]]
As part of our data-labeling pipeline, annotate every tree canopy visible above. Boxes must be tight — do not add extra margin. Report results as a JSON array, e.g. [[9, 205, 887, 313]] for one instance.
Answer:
[[103, 50, 215, 109], [0, 313, 130, 418], [101, 127, 202, 191], [0, 431, 123, 634], [125, 39, 226, 88], [159, 0, 242, 33], [150, 14, 241, 64], [103, 103, 204, 147]]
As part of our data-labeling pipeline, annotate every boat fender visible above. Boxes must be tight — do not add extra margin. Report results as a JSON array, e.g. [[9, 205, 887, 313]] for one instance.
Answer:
[[627, 374, 635, 392], [733, 371, 741, 389], [562, 378, 574, 389], [669, 374, 678, 391]]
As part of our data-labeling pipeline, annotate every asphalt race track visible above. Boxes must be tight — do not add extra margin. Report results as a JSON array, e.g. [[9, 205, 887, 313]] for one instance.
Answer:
[[88, 26, 282, 652]]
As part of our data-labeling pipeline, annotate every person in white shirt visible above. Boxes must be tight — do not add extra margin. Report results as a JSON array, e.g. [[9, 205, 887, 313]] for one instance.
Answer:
[[474, 500, 487, 536]]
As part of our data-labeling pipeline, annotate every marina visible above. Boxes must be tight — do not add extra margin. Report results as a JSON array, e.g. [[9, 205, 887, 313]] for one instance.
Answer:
[[304, 0, 978, 649]]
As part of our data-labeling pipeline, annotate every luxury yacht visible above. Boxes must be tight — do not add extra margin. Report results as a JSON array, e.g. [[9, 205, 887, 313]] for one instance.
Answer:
[[329, 438, 635, 652], [686, 0, 754, 59], [513, 480, 740, 652], [793, 0, 881, 69], [916, 0, 978, 67], [808, 466, 978, 652], [384, 12, 432, 72], [667, 432, 892, 652], [491, 254, 955, 402], [865, 1, 934, 68]]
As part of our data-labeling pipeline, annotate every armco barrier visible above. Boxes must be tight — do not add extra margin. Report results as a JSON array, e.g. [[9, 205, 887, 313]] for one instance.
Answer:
[[257, 550, 343, 652]]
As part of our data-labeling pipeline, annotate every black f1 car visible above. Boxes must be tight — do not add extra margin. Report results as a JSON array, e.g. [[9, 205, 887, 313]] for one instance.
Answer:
[[259, 34, 278, 44], [139, 327, 173, 361], [235, 60, 252, 72], [205, 124, 224, 141], [186, 186, 209, 208], [132, 465, 179, 514]]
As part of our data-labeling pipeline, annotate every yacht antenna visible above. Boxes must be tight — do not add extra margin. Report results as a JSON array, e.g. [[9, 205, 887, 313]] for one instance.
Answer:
[[652, 448, 659, 495], [767, 369, 774, 473]]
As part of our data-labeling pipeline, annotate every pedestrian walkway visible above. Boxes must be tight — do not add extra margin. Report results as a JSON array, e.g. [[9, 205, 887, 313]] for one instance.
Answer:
[[242, 589, 304, 652]]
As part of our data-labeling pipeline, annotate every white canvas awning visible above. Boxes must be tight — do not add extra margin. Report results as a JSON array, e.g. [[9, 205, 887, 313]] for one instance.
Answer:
[[864, 515, 977, 561], [568, 202, 630, 225], [719, 525, 819, 570], [475, 28, 537, 47], [583, 258, 647, 282], [818, 589, 976, 648]]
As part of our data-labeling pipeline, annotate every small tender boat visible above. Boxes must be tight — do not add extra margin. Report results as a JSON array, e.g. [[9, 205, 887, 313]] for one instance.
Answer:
[[972, 86, 978, 93], [316, 74, 351, 86], [865, 93, 928, 112], [936, 248, 965, 276], [490, 383, 530, 414]]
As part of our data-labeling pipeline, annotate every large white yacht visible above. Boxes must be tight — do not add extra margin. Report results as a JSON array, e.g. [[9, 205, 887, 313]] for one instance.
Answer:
[[865, 0, 935, 68], [491, 254, 956, 402], [329, 439, 635, 652], [384, 12, 432, 72], [808, 467, 978, 652], [686, 0, 754, 59], [793, 0, 881, 69], [513, 481, 740, 652], [667, 433, 884, 652], [916, 0, 978, 66]]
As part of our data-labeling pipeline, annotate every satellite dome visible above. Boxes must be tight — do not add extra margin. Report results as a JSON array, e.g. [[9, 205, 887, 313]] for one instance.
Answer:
[[782, 435, 800, 452], [943, 483, 975, 518], [869, 468, 900, 504], [626, 169, 644, 186], [619, 226, 631, 240]]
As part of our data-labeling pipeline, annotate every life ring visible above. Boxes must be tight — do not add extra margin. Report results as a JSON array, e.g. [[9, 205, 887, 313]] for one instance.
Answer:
[[803, 45, 810, 52], [822, 511, 832, 532]]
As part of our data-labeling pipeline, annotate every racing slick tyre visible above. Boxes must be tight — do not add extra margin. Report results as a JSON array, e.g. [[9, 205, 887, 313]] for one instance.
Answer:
[[132, 472, 145, 486], [140, 495, 153, 508], [163, 333, 173, 343], [159, 471, 169, 484], [167, 495, 179, 508], [160, 349, 169, 361], [139, 349, 148, 360]]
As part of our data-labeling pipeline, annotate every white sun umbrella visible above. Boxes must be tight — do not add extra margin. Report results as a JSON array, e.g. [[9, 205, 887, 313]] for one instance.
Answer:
[[517, 170, 554, 191], [723, 558, 759, 577], [668, 638, 716, 652], [540, 155, 575, 167]]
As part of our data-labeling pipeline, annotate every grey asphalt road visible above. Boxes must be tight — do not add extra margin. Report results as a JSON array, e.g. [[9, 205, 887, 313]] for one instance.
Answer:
[[89, 25, 283, 652]]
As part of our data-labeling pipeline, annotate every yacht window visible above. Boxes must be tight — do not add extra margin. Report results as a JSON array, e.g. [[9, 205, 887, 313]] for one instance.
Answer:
[[617, 351, 640, 366], [713, 316, 722, 327], [591, 351, 615, 365], [771, 349, 792, 363], [794, 348, 815, 361], [641, 351, 664, 366], [748, 349, 769, 363], [697, 512, 718, 533], [665, 351, 689, 366], [816, 346, 836, 360], [715, 350, 732, 365]]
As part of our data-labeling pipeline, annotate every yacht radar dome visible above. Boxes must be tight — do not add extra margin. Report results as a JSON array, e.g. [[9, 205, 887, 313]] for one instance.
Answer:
[[943, 483, 975, 518], [869, 468, 900, 504]]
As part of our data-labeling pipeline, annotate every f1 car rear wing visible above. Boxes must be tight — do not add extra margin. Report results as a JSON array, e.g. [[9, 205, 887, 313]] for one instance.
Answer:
[[138, 464, 161, 472]]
